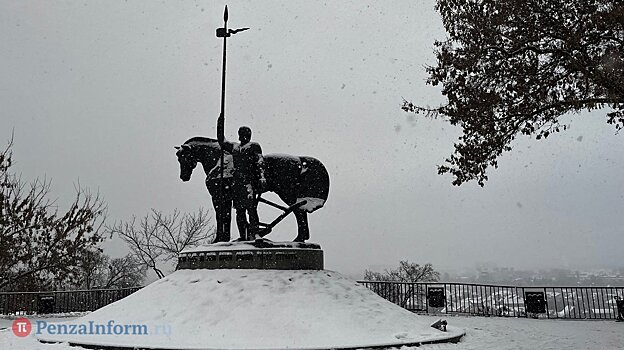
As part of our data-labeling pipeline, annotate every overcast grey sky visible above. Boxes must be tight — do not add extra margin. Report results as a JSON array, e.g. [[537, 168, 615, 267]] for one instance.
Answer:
[[1, 0, 623, 277]]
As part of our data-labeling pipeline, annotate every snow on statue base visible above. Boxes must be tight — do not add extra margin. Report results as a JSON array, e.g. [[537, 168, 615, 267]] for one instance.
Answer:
[[37, 242, 464, 349], [177, 239, 324, 270]]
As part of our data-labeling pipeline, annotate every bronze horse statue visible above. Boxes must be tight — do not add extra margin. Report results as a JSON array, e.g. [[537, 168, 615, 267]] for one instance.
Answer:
[[175, 137, 329, 243]]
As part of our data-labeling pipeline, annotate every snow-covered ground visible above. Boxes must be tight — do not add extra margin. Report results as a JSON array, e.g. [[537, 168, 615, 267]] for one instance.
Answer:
[[1, 269, 622, 349], [32, 269, 462, 349], [422, 315, 624, 350], [2, 314, 623, 349]]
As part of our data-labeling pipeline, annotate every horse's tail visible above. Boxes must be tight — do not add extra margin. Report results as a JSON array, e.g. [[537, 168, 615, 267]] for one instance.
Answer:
[[297, 156, 330, 212]]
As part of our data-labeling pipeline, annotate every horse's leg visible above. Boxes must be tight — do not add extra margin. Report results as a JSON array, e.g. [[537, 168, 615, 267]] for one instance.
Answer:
[[235, 209, 248, 240], [208, 178, 232, 243], [223, 203, 232, 241], [247, 207, 260, 238], [211, 196, 229, 243], [293, 209, 310, 242], [221, 196, 232, 242], [276, 191, 310, 242], [223, 177, 234, 241]]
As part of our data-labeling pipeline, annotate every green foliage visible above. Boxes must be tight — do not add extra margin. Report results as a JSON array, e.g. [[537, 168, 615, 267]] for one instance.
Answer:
[[364, 260, 440, 282], [0, 138, 107, 290], [403, 0, 624, 186]]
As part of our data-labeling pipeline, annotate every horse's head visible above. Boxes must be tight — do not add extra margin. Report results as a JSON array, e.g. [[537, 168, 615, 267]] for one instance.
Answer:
[[174, 144, 197, 182]]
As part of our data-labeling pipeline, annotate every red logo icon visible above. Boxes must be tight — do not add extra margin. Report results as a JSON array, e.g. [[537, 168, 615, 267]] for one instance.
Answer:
[[12, 317, 31, 337]]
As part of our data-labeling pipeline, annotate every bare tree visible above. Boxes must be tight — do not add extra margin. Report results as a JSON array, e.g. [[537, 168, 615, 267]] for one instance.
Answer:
[[74, 248, 109, 289], [364, 260, 440, 283], [74, 250, 146, 289], [104, 254, 147, 288], [108, 208, 214, 278], [364, 261, 440, 309], [0, 137, 107, 291]]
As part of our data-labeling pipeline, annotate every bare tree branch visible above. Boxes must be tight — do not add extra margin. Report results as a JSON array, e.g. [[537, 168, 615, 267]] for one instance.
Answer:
[[1, 137, 108, 291], [109, 208, 214, 279]]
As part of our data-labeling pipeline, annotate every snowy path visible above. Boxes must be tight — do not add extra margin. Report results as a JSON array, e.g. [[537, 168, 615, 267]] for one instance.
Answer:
[[416, 314, 623, 350], [2, 314, 623, 349]]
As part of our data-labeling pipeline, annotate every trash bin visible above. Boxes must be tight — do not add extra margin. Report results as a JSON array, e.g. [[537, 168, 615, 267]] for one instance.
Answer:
[[38, 295, 55, 314], [615, 297, 624, 321], [427, 287, 446, 308], [524, 291, 546, 314]]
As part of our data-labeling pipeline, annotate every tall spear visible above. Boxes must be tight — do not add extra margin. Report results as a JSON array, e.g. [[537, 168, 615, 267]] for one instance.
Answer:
[[215, 5, 248, 240]]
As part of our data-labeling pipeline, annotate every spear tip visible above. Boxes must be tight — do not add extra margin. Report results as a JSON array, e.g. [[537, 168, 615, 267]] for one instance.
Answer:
[[224, 5, 228, 22]]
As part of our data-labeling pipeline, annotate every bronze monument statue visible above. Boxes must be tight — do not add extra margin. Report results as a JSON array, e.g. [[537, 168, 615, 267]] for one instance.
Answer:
[[175, 6, 328, 244], [175, 136, 329, 243]]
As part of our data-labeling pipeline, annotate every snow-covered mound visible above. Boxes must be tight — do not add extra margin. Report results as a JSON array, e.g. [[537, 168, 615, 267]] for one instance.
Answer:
[[37, 269, 463, 349]]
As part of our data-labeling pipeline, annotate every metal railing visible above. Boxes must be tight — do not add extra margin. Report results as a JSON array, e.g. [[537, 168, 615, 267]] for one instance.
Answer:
[[3, 281, 623, 320], [358, 281, 624, 320], [0, 287, 142, 315]]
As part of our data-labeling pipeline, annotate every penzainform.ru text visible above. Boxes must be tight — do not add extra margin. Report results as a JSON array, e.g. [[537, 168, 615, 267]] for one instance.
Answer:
[[34, 320, 172, 336]]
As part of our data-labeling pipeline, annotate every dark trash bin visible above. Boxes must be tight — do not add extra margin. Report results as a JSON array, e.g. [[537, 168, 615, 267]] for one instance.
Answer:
[[38, 295, 55, 314], [525, 291, 546, 314], [615, 296, 624, 321], [427, 287, 446, 308]]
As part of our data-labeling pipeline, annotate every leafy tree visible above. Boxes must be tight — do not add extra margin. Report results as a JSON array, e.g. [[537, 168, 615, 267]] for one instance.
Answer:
[[0, 138, 107, 290], [109, 208, 214, 279], [403, 0, 623, 186], [364, 260, 440, 282]]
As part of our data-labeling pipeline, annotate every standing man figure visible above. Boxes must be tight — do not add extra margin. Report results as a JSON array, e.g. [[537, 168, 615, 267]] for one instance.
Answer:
[[217, 113, 266, 240]]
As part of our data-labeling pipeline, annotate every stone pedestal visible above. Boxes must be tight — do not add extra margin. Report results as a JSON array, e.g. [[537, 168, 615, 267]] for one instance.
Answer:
[[177, 239, 324, 270]]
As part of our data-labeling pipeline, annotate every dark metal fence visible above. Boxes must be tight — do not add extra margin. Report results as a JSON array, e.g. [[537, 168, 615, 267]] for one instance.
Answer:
[[358, 281, 624, 320], [4, 281, 623, 320], [0, 287, 142, 315]]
